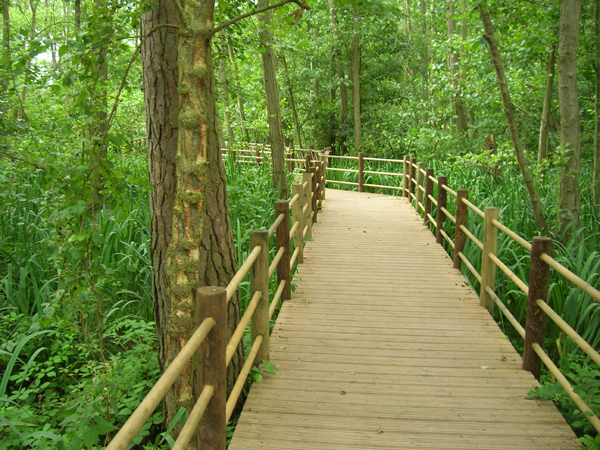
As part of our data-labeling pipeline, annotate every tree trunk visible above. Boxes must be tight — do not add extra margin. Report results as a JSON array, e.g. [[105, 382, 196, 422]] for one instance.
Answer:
[[538, 43, 556, 166], [217, 39, 235, 148], [2, 0, 10, 100], [327, 0, 348, 155], [479, 5, 548, 233], [258, 0, 287, 198], [227, 41, 250, 143], [74, 0, 81, 29], [141, 0, 243, 434], [281, 54, 303, 149], [405, 0, 412, 39], [557, 0, 582, 237], [594, 0, 600, 208], [447, 3, 468, 136], [351, 8, 361, 152]]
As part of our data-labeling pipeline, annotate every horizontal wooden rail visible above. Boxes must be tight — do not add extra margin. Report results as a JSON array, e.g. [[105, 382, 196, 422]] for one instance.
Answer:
[[290, 246, 300, 268], [327, 180, 359, 186], [441, 207, 456, 224], [290, 220, 299, 236], [536, 299, 600, 367], [328, 167, 359, 173], [532, 343, 600, 434], [485, 286, 525, 338], [289, 193, 300, 208], [269, 246, 285, 277], [440, 229, 455, 249], [172, 385, 214, 450], [226, 245, 262, 302], [226, 291, 261, 366], [269, 280, 287, 319], [268, 213, 285, 238], [442, 184, 457, 197], [427, 213, 436, 226], [462, 198, 484, 218], [491, 219, 532, 251], [302, 225, 309, 238], [226, 335, 263, 422], [363, 170, 403, 176], [428, 175, 438, 184], [419, 167, 427, 175], [458, 252, 482, 283], [364, 183, 403, 190], [106, 317, 216, 450], [428, 194, 437, 206], [363, 156, 404, 163], [540, 253, 600, 303], [417, 184, 425, 193], [460, 224, 483, 250], [488, 253, 529, 295], [328, 154, 360, 160]]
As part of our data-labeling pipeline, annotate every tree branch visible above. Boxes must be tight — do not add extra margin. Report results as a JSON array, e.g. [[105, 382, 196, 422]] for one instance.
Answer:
[[211, 0, 310, 36]]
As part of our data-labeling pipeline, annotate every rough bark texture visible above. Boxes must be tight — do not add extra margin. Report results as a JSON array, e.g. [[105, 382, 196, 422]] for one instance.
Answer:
[[538, 43, 556, 165], [594, 0, 600, 208], [217, 39, 234, 148], [447, 3, 468, 136], [328, 0, 348, 155], [74, 0, 81, 29], [141, 0, 243, 434], [227, 41, 250, 143], [259, 0, 287, 198], [557, 0, 582, 237], [351, 8, 361, 152], [281, 54, 303, 149], [480, 5, 548, 233]]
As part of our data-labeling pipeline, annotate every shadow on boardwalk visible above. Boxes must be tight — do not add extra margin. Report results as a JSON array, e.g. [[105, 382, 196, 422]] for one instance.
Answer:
[[229, 188, 580, 450]]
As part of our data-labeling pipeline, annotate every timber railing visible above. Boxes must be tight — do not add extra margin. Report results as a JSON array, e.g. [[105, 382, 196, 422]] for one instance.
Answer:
[[106, 156, 327, 449], [221, 143, 321, 172], [324, 151, 600, 434]]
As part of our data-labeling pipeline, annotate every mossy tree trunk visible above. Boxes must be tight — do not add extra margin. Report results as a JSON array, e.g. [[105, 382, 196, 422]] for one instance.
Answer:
[[141, 0, 243, 437]]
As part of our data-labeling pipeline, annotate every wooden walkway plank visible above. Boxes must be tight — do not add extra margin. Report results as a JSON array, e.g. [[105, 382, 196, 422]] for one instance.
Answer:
[[228, 189, 580, 449]]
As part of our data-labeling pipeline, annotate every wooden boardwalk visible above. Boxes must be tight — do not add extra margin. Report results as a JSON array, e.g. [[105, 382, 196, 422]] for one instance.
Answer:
[[229, 189, 580, 449]]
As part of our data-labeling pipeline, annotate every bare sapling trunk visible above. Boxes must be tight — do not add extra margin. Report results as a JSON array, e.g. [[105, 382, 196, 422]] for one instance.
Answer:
[[351, 7, 361, 152], [281, 54, 303, 149], [2, 0, 10, 100], [227, 41, 250, 143], [218, 39, 235, 148], [259, 0, 287, 198], [327, 0, 348, 155], [538, 43, 556, 167], [557, 0, 582, 237], [447, 3, 468, 136], [479, 4, 548, 233]]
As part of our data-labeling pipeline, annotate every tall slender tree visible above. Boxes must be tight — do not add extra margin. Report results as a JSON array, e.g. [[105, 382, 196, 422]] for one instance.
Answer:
[[557, 0, 582, 237]]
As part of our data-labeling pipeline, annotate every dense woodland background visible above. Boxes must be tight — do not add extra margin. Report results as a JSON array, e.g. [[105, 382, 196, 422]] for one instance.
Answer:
[[1, 0, 600, 448]]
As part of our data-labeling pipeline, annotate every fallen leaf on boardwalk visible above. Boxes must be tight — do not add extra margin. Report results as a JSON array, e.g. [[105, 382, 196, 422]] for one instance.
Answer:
[[481, 366, 489, 370], [280, 346, 286, 349], [460, 297, 465, 301], [363, 230, 367, 233], [349, 372, 355, 375], [501, 356, 507, 361], [378, 427, 385, 434], [340, 391, 346, 395]]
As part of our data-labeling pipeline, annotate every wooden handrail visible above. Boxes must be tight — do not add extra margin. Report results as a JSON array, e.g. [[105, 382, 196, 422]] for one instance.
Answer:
[[226, 291, 261, 366], [172, 385, 214, 450], [226, 245, 262, 302], [488, 253, 529, 295], [226, 335, 263, 422]]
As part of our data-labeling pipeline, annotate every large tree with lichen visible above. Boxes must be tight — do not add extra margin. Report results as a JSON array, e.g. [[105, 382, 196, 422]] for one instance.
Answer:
[[141, 0, 308, 438]]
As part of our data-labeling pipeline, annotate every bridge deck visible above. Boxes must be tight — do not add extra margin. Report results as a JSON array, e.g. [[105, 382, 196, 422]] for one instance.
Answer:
[[229, 189, 580, 449]]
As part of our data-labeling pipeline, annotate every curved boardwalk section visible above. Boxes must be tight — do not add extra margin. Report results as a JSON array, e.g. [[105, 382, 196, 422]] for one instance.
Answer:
[[229, 189, 580, 449]]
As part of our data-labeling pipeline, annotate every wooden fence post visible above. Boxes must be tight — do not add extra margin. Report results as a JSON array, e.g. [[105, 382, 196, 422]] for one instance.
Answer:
[[415, 162, 425, 213], [302, 172, 313, 239], [402, 155, 409, 198], [408, 157, 417, 203], [275, 201, 291, 300], [319, 152, 327, 200], [424, 168, 434, 225], [305, 152, 312, 172], [453, 189, 468, 270], [480, 207, 499, 313], [523, 237, 552, 381], [358, 152, 365, 192], [436, 176, 447, 245], [289, 146, 295, 172], [196, 286, 227, 450], [250, 230, 270, 364], [310, 165, 319, 222], [291, 184, 304, 264]]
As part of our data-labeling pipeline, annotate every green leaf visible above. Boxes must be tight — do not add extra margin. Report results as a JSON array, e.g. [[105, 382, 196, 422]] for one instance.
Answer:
[[94, 416, 118, 435]]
